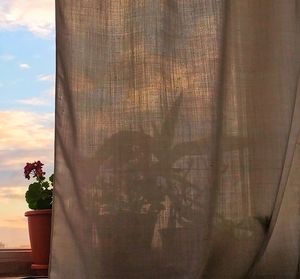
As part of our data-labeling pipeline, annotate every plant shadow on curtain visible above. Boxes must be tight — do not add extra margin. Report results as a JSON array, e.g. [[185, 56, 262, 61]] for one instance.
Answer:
[[50, 0, 300, 278]]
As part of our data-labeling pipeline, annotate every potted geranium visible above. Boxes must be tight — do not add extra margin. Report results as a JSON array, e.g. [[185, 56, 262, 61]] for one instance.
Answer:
[[24, 161, 53, 276]]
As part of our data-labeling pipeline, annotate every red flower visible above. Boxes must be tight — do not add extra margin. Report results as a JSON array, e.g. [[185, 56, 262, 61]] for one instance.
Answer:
[[24, 163, 33, 179], [24, 161, 45, 180]]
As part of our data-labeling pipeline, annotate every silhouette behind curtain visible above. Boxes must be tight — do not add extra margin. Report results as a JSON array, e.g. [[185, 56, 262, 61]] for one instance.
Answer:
[[50, 1, 300, 278]]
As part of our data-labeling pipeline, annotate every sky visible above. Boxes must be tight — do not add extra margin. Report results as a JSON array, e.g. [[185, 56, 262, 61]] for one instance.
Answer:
[[0, 0, 55, 248]]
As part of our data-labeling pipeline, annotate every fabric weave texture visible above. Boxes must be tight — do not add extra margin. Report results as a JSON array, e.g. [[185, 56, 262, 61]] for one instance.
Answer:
[[50, 1, 300, 278]]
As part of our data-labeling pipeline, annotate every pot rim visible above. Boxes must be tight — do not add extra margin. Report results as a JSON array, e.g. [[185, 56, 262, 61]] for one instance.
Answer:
[[25, 209, 52, 217]]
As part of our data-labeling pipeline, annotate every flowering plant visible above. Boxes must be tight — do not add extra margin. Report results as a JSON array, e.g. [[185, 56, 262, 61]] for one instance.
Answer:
[[24, 161, 53, 210]]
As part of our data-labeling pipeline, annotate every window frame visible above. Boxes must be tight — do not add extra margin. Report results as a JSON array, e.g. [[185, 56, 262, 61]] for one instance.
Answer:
[[0, 249, 32, 277]]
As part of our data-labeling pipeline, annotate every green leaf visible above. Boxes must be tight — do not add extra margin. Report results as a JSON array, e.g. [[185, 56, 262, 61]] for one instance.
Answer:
[[25, 182, 42, 203], [49, 174, 54, 185], [42, 181, 50, 189], [28, 201, 38, 210], [25, 181, 53, 210], [41, 189, 52, 199], [36, 198, 52, 209]]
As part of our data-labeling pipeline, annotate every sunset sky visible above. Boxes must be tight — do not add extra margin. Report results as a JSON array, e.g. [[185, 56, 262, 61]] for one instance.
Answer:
[[0, 0, 55, 248]]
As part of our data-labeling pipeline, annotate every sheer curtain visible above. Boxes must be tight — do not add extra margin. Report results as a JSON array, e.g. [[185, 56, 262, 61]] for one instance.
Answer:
[[50, 0, 300, 278]]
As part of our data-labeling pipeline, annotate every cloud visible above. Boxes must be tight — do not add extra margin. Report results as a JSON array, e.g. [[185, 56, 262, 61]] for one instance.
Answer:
[[0, 148, 54, 192], [44, 86, 56, 97], [17, 97, 49, 106], [19, 63, 31, 69], [0, 54, 15, 61], [0, 0, 55, 37], [0, 110, 54, 151], [37, 74, 54, 82], [17, 85, 55, 106], [0, 110, 54, 246], [0, 110, 54, 194], [0, 186, 24, 201]]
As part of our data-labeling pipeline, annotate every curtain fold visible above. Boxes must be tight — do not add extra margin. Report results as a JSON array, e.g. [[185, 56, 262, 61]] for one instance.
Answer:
[[50, 0, 300, 278]]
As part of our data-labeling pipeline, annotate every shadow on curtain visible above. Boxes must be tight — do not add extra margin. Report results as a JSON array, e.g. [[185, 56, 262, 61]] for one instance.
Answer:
[[50, 0, 300, 278]]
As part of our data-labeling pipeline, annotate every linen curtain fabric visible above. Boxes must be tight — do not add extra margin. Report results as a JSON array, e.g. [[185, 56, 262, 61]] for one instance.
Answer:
[[50, 0, 300, 278]]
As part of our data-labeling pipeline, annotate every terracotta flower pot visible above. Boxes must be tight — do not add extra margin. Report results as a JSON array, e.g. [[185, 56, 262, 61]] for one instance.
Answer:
[[25, 209, 52, 276]]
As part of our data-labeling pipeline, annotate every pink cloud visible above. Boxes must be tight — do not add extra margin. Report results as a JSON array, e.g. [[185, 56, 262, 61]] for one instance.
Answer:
[[0, 0, 55, 37], [0, 110, 54, 187]]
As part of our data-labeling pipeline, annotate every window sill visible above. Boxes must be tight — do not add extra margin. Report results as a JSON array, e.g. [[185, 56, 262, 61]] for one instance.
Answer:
[[0, 250, 32, 277]]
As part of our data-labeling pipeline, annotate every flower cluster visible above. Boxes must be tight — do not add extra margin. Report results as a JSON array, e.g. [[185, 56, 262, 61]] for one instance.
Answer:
[[24, 161, 45, 181], [24, 161, 53, 210]]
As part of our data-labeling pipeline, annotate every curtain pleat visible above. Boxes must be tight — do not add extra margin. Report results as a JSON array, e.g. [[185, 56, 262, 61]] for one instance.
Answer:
[[50, 1, 300, 278]]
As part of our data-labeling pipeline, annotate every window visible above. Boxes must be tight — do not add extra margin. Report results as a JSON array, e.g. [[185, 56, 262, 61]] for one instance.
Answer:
[[0, 0, 55, 276]]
